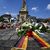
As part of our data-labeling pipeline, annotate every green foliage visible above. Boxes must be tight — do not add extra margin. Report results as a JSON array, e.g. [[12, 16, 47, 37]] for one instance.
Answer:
[[32, 25, 40, 31], [23, 26, 29, 29], [40, 25, 47, 32], [32, 26, 36, 31], [0, 17, 4, 22], [35, 25, 40, 29], [18, 29, 26, 37], [47, 30, 50, 33]]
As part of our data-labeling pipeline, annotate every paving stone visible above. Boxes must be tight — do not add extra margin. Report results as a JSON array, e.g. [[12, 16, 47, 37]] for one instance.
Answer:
[[0, 33, 6, 36], [0, 28, 18, 48], [0, 40, 6, 46], [10, 35, 18, 40], [0, 47, 4, 50], [27, 47, 41, 50], [0, 36, 3, 40], [1, 35, 11, 40], [3, 40, 17, 47], [6, 32, 14, 36]]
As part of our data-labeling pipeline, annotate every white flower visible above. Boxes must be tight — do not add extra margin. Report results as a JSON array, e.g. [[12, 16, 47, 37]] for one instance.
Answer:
[[29, 26, 32, 29], [35, 23, 39, 27], [39, 25, 42, 30]]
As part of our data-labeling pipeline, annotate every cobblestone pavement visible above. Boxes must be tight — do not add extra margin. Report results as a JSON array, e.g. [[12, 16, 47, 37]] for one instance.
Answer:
[[0, 28, 19, 50], [0, 28, 50, 50], [27, 37, 42, 50]]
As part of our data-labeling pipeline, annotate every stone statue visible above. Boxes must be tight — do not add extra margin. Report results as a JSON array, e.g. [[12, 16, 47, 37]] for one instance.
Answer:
[[22, 0, 26, 8]]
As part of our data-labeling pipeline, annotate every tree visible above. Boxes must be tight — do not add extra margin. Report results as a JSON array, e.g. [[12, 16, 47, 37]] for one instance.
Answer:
[[0, 17, 4, 22]]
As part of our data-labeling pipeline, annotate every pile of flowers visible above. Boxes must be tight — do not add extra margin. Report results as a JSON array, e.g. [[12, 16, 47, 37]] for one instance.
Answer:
[[16, 22, 47, 37]]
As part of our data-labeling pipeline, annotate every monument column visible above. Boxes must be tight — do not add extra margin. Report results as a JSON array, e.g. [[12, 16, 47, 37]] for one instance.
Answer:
[[18, 0, 28, 23]]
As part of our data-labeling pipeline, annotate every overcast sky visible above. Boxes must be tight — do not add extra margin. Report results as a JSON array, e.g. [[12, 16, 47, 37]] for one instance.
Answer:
[[0, 0, 50, 18]]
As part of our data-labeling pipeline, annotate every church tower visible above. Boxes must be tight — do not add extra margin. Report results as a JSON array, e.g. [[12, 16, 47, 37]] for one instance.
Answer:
[[18, 0, 28, 23]]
